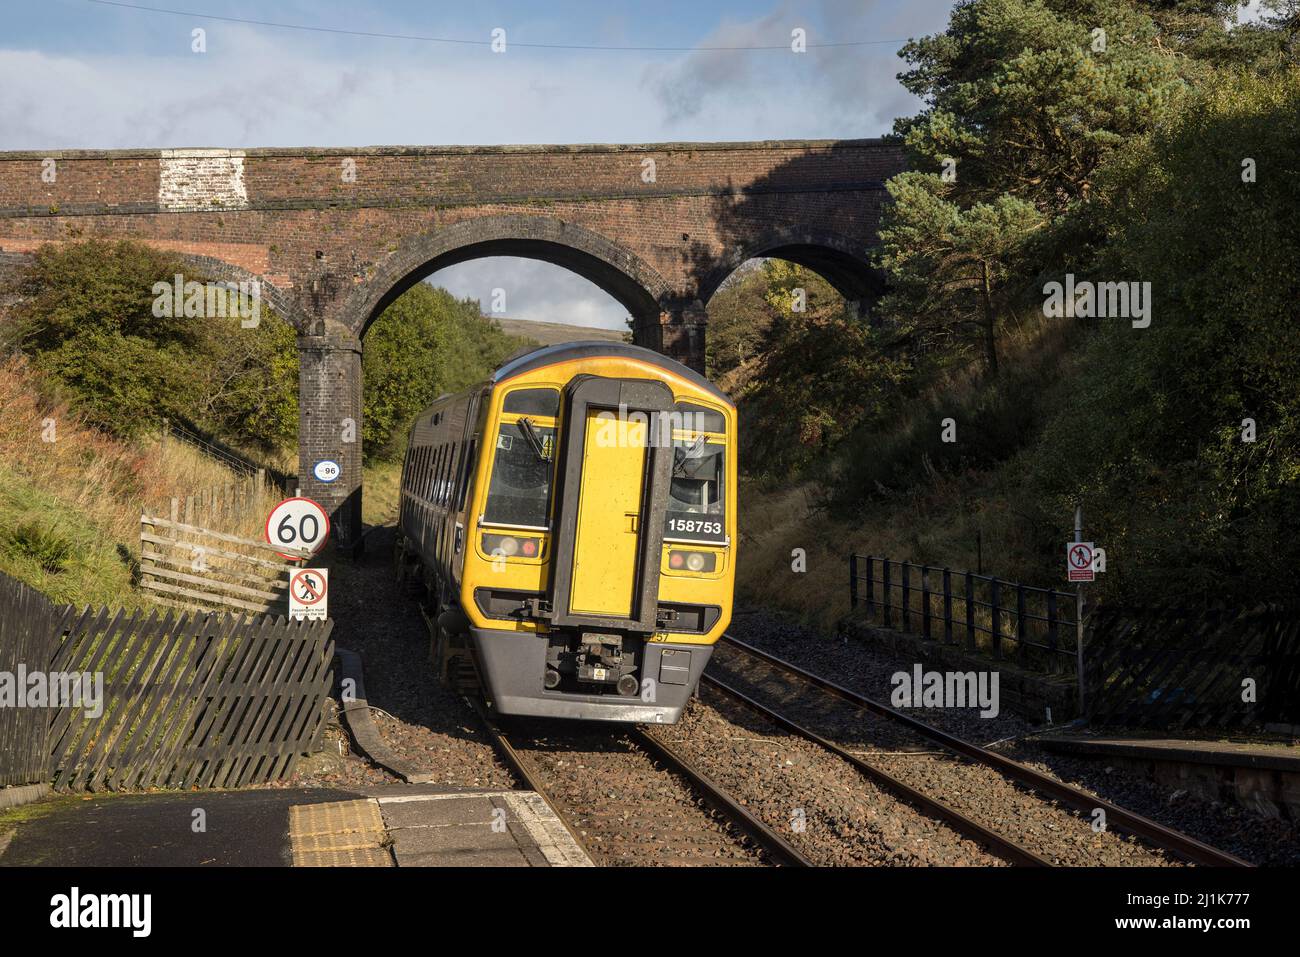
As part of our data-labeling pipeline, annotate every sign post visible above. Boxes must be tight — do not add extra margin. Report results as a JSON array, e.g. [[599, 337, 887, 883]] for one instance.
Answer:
[[1070, 506, 1089, 713]]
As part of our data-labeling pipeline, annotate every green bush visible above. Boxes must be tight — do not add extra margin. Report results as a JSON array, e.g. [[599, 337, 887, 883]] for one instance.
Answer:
[[7, 239, 299, 451]]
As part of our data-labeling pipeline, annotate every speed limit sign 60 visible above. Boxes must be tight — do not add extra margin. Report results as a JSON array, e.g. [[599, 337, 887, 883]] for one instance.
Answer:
[[266, 497, 330, 560]]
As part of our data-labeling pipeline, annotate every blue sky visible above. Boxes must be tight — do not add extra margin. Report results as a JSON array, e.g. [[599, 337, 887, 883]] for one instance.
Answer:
[[1, 1, 1267, 328]]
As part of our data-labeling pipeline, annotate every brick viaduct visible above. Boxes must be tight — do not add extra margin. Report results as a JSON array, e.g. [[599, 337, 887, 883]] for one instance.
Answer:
[[0, 140, 905, 546]]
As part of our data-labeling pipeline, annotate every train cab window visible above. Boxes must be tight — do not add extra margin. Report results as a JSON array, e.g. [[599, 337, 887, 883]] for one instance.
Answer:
[[665, 438, 726, 543], [484, 421, 556, 528], [503, 388, 560, 416], [672, 401, 727, 435]]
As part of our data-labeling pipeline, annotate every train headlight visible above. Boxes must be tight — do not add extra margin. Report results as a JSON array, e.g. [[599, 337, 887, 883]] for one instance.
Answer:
[[668, 550, 716, 573], [482, 533, 540, 558]]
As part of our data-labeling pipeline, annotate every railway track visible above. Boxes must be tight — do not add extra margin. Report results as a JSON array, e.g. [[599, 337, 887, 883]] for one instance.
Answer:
[[424, 604, 807, 867], [467, 695, 811, 866], [710, 632, 1252, 868]]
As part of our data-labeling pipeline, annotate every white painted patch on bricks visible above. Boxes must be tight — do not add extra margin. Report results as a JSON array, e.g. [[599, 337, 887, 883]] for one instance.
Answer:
[[501, 791, 594, 867], [158, 148, 248, 211]]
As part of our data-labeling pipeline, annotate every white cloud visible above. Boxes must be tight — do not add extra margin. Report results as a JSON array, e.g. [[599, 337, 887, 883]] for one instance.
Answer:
[[428, 258, 629, 331]]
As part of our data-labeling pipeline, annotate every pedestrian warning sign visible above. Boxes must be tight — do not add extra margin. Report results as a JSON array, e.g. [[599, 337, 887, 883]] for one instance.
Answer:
[[290, 568, 329, 621], [1067, 542, 1095, 583]]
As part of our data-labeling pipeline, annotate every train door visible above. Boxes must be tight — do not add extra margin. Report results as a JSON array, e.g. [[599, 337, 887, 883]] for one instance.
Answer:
[[569, 411, 647, 616], [548, 375, 674, 633]]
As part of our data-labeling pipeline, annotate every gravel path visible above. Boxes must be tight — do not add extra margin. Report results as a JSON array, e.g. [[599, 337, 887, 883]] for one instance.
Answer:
[[286, 527, 514, 792]]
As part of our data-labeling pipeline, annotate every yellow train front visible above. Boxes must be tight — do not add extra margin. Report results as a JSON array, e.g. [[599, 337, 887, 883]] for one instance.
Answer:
[[396, 341, 736, 723]]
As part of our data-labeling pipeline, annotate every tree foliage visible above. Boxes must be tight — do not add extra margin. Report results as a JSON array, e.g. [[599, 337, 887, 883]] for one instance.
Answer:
[[1030, 68, 1300, 603], [876, 175, 1045, 376], [895, 0, 1187, 212], [712, 261, 910, 478], [6, 240, 531, 465], [361, 284, 529, 463], [8, 240, 297, 449]]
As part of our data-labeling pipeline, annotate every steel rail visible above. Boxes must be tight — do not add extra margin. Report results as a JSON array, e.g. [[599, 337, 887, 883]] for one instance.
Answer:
[[630, 727, 813, 867], [717, 633, 1253, 868], [701, 673, 1050, 867], [463, 694, 597, 863], [464, 680, 809, 866]]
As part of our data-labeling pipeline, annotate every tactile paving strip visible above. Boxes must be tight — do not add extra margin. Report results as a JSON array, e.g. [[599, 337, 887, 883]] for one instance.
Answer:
[[289, 799, 393, 867]]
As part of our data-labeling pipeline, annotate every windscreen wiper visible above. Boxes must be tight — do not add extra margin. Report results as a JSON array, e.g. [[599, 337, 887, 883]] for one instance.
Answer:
[[673, 435, 707, 476], [516, 417, 549, 461]]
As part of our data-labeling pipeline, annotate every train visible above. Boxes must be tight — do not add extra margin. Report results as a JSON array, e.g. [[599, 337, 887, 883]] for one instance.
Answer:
[[395, 340, 737, 724]]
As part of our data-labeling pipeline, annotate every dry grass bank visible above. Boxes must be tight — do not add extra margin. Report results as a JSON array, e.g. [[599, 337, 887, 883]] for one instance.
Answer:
[[0, 356, 272, 607]]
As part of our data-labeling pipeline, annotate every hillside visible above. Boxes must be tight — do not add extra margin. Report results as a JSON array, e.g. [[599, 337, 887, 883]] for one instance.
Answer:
[[493, 317, 626, 346], [0, 356, 269, 608]]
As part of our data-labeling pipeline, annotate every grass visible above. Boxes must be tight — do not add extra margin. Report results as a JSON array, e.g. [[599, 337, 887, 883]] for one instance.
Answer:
[[0, 356, 275, 608], [363, 459, 403, 527]]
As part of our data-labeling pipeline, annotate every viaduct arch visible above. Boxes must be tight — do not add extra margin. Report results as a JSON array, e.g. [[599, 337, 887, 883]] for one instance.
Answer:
[[0, 140, 905, 546]]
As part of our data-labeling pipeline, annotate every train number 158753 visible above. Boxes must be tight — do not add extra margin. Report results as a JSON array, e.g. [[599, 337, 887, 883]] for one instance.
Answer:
[[667, 518, 723, 536]]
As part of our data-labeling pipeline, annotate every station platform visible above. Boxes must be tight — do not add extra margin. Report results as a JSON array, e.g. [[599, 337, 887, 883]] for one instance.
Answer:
[[1038, 732, 1300, 820], [0, 784, 591, 867]]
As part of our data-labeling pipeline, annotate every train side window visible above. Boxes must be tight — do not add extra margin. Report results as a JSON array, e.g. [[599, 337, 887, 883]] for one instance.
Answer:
[[440, 444, 452, 506], [442, 444, 453, 506], [457, 437, 477, 511], [435, 445, 446, 505], [444, 444, 454, 506], [446, 444, 459, 506]]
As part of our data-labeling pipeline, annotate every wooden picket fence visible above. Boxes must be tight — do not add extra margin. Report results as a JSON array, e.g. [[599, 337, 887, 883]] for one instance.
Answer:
[[0, 569, 335, 792], [0, 574, 64, 786], [156, 482, 282, 537], [140, 512, 312, 615], [45, 604, 335, 792]]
